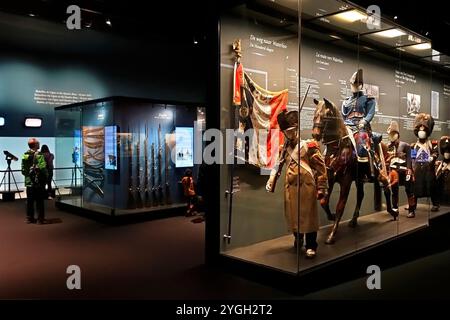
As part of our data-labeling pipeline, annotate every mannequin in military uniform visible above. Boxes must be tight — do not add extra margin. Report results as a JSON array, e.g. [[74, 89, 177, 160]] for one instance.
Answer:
[[341, 69, 376, 161], [385, 121, 416, 217], [435, 136, 450, 205], [266, 110, 328, 259], [411, 113, 439, 215]]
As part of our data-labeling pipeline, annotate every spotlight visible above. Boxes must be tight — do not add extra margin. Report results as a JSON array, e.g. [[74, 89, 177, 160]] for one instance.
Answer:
[[105, 19, 112, 26], [393, 16, 398, 20], [28, 13, 36, 17], [24, 117, 43, 128]]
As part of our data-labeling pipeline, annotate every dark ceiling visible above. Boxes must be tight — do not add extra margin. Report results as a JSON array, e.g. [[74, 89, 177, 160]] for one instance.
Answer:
[[0, 0, 209, 46], [350, 0, 450, 54], [0, 0, 449, 55]]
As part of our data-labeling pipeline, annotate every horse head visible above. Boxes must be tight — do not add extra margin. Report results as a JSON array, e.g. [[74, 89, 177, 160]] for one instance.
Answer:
[[312, 98, 346, 143]]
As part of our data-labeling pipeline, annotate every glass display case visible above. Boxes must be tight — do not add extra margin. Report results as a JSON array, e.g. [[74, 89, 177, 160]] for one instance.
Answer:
[[217, 0, 450, 275], [55, 96, 204, 216]]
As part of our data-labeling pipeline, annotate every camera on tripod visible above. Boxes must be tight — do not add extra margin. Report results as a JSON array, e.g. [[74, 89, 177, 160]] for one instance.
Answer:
[[3, 151, 18, 162], [1, 150, 21, 201]]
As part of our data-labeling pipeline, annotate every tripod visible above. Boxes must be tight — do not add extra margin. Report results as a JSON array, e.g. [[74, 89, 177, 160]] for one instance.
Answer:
[[71, 163, 83, 187], [0, 157, 22, 200]]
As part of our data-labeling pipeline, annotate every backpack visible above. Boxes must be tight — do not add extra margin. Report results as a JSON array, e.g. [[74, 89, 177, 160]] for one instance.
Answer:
[[29, 152, 44, 186]]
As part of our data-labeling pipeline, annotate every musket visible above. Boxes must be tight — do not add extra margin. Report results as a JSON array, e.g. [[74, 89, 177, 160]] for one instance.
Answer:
[[377, 143, 391, 192], [157, 124, 163, 205], [144, 123, 150, 207], [151, 141, 157, 206], [164, 133, 171, 204], [127, 126, 136, 209], [267, 84, 311, 193], [135, 124, 143, 208]]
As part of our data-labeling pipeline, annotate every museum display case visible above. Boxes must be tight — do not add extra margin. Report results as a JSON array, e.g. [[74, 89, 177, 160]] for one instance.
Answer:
[[217, 0, 450, 275], [55, 96, 204, 216]]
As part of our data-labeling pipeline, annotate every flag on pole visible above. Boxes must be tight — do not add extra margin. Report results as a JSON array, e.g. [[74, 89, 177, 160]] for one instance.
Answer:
[[234, 65, 288, 169]]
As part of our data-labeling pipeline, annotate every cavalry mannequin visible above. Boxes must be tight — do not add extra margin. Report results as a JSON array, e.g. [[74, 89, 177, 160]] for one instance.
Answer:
[[434, 136, 450, 205], [341, 69, 377, 168], [411, 113, 439, 215], [266, 110, 328, 258], [385, 121, 416, 217]]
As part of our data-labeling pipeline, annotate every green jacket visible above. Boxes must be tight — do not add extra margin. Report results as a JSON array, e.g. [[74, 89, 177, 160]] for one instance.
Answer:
[[21, 150, 48, 187]]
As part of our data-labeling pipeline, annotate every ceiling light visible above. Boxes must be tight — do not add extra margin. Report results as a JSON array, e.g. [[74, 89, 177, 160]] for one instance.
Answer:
[[333, 10, 366, 23], [0, 117, 4, 127], [409, 42, 432, 50], [329, 35, 341, 40], [28, 13, 36, 17], [394, 16, 398, 20], [105, 19, 112, 26], [24, 117, 42, 128], [373, 29, 406, 38]]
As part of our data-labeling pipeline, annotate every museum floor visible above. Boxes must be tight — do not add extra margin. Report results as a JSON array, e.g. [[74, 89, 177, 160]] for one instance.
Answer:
[[1, 199, 450, 299]]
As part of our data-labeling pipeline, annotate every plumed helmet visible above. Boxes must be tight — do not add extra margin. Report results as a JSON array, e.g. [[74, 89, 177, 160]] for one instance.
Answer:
[[350, 69, 363, 86], [440, 136, 450, 155], [413, 113, 434, 137], [387, 120, 400, 135], [277, 110, 298, 131]]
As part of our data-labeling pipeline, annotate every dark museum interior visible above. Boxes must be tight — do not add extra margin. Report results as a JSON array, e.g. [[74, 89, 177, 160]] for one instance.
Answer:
[[1, 0, 450, 303]]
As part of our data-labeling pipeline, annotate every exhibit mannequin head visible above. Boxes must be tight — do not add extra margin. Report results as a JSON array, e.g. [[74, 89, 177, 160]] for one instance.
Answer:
[[28, 138, 40, 151], [387, 121, 400, 143], [439, 136, 450, 161], [413, 113, 434, 142], [350, 69, 363, 93], [277, 110, 299, 144]]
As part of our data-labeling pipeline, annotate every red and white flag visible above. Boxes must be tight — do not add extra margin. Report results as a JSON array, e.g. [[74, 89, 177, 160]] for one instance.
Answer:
[[235, 67, 288, 169]]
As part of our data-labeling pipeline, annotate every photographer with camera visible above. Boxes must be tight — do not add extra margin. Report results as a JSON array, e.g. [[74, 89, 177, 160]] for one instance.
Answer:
[[21, 138, 48, 224]]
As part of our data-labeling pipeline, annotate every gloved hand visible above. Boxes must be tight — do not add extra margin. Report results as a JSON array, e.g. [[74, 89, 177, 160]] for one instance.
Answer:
[[266, 176, 275, 192], [317, 188, 328, 200], [358, 119, 367, 129]]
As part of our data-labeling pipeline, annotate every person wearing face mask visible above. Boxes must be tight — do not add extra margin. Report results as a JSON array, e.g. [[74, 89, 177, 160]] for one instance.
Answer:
[[266, 110, 328, 258], [385, 121, 416, 218], [434, 136, 450, 205], [411, 113, 439, 215], [341, 69, 377, 163]]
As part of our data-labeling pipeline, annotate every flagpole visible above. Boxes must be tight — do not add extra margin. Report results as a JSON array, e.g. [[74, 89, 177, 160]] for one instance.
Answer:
[[224, 39, 242, 245], [297, 3, 302, 270]]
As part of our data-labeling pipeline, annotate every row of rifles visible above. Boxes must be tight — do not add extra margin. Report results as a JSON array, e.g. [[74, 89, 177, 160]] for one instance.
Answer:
[[126, 123, 171, 209]]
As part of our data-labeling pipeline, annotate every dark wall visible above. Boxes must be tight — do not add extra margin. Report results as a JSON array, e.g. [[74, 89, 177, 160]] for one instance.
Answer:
[[0, 11, 206, 138]]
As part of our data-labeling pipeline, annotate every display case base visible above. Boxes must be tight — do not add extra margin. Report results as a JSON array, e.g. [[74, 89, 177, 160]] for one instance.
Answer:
[[217, 206, 450, 295], [55, 198, 186, 224]]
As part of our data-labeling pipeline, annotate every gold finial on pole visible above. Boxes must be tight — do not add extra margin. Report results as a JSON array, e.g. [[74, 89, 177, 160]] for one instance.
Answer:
[[232, 39, 242, 63]]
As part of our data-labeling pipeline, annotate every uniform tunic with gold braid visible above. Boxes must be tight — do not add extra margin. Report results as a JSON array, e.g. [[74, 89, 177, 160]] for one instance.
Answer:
[[386, 140, 416, 212]]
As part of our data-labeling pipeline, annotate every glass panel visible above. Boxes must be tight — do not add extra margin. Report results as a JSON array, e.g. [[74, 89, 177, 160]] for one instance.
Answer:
[[55, 106, 83, 207], [219, 0, 434, 275], [220, 0, 301, 274], [56, 98, 201, 216]]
